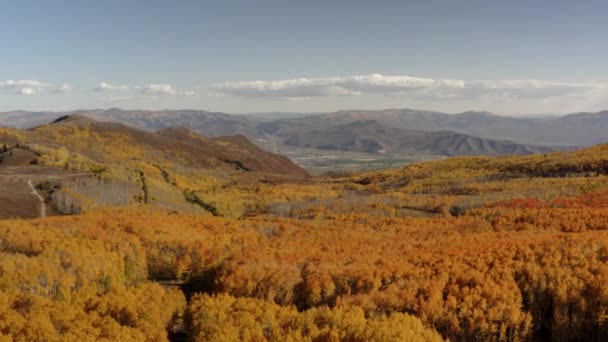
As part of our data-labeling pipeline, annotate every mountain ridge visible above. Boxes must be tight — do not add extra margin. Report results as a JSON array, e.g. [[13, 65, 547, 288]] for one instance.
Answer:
[[3, 108, 608, 155], [283, 119, 554, 156]]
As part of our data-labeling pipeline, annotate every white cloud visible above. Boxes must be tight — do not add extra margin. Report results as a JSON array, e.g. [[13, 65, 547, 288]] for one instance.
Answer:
[[54, 83, 72, 93], [212, 73, 605, 102], [214, 78, 353, 98], [0, 80, 71, 95], [141, 83, 177, 95], [212, 74, 463, 99], [95, 81, 129, 92], [140, 83, 196, 97], [19, 87, 36, 95], [94, 82, 196, 98], [333, 74, 464, 95]]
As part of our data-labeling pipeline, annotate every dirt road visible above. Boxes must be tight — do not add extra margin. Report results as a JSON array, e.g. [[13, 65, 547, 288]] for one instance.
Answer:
[[0, 148, 87, 219], [27, 179, 46, 217]]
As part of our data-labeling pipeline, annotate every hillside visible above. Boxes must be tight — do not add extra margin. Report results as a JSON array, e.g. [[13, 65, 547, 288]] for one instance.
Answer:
[[0, 148, 87, 219], [155, 126, 306, 176], [0, 115, 310, 219], [2, 140, 608, 341], [46, 114, 307, 177]]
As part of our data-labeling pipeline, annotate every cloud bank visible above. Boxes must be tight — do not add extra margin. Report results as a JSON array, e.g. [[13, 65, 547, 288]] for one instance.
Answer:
[[212, 74, 604, 101], [95, 82, 129, 92], [0, 80, 71, 95], [2, 76, 604, 114], [141, 84, 195, 96], [96, 82, 196, 97]]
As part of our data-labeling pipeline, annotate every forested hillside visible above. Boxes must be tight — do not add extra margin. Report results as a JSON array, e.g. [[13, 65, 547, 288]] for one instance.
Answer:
[[2, 119, 608, 341], [0, 116, 310, 219]]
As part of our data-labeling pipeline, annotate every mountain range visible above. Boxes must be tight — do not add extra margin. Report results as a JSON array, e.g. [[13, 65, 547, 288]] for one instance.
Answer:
[[281, 119, 553, 155], [3, 108, 608, 160]]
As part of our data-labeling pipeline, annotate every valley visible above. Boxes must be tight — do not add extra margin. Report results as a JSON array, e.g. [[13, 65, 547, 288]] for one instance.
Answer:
[[263, 144, 445, 174]]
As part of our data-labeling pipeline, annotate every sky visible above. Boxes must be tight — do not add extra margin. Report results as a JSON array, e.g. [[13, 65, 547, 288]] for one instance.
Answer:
[[1, 0, 607, 115]]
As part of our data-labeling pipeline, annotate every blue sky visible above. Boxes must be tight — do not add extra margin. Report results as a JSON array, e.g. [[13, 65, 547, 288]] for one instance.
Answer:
[[1, 0, 607, 114]]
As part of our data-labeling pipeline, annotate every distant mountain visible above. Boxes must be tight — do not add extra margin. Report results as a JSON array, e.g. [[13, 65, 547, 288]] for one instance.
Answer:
[[283, 119, 553, 156], [0, 110, 63, 128], [3, 108, 608, 158], [247, 112, 318, 120], [0, 108, 259, 137], [267, 109, 608, 147], [73, 108, 260, 137]]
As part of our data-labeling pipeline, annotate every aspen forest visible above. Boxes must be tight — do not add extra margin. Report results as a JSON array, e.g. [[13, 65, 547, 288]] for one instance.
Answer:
[[1, 119, 608, 342]]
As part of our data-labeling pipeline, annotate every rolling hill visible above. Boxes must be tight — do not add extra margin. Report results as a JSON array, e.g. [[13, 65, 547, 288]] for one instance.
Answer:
[[0, 115, 309, 219], [48, 114, 307, 177]]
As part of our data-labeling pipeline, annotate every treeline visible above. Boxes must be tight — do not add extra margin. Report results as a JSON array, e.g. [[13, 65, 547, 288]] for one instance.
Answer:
[[50, 177, 143, 214]]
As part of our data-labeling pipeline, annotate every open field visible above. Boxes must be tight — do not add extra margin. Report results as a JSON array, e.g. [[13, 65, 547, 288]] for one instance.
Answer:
[[0, 148, 89, 219]]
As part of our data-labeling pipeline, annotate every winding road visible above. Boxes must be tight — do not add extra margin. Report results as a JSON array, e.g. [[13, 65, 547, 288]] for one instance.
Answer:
[[27, 180, 46, 218]]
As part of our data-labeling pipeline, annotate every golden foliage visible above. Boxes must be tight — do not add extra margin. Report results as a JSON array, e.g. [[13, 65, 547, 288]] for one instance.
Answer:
[[5, 123, 608, 341], [186, 293, 444, 342], [1, 199, 607, 340]]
